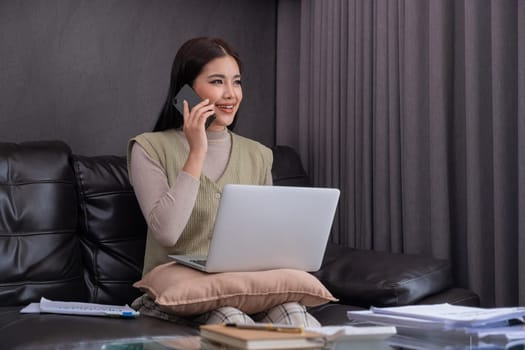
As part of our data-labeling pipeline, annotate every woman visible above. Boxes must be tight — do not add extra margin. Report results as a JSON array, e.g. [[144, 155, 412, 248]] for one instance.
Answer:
[[128, 37, 320, 327]]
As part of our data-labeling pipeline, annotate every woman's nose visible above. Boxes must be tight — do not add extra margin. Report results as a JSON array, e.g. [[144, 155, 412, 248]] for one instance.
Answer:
[[223, 83, 234, 98]]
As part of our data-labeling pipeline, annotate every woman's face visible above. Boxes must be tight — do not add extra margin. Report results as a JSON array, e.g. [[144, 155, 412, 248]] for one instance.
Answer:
[[192, 55, 242, 131]]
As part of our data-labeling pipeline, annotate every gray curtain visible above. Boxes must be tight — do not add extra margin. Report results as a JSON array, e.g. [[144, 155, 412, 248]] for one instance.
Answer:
[[276, 0, 525, 307]]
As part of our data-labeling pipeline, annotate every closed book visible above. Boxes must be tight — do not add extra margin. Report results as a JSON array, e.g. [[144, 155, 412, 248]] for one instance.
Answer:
[[200, 324, 325, 350]]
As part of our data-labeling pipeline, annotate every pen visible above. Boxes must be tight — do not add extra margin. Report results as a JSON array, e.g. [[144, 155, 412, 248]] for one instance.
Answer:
[[104, 310, 139, 318], [225, 323, 304, 333]]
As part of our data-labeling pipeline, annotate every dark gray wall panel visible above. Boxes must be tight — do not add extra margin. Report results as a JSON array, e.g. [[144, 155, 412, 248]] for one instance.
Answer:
[[0, 0, 276, 155]]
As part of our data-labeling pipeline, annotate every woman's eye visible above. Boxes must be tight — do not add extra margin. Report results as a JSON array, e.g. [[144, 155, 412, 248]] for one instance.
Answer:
[[234, 80, 242, 86], [210, 80, 223, 85]]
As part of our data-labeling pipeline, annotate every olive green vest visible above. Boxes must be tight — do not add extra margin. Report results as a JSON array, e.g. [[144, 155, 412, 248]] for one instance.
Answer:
[[127, 129, 273, 275]]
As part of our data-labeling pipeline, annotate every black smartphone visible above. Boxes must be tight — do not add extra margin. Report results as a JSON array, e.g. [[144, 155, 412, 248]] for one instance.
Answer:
[[172, 84, 216, 129]]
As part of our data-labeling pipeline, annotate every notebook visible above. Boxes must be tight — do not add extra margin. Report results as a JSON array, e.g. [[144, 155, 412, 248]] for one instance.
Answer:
[[199, 323, 325, 349], [169, 184, 340, 273]]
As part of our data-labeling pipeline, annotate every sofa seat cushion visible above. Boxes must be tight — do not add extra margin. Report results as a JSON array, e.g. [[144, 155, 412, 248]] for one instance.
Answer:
[[134, 262, 337, 316], [313, 243, 453, 307]]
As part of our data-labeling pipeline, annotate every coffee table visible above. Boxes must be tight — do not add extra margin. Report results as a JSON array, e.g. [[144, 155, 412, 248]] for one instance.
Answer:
[[97, 335, 519, 350], [99, 336, 394, 349]]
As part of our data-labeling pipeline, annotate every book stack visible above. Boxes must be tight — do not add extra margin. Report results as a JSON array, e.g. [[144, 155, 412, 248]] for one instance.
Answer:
[[347, 303, 525, 349], [199, 323, 396, 349], [199, 324, 326, 350]]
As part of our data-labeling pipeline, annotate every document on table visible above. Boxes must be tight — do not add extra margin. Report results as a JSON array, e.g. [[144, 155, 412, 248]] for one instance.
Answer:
[[348, 310, 451, 331], [20, 297, 139, 318], [304, 325, 397, 341], [347, 303, 525, 344], [386, 333, 525, 350], [370, 303, 525, 327]]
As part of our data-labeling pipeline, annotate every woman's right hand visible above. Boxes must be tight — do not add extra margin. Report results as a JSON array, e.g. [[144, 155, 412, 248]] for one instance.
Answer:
[[181, 99, 215, 178], [182, 99, 215, 153]]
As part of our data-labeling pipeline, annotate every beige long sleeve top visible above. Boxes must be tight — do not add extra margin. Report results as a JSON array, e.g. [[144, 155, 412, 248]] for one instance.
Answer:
[[129, 129, 273, 248]]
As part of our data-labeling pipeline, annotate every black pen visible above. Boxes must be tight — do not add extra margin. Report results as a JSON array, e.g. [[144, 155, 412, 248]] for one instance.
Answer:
[[225, 322, 304, 333]]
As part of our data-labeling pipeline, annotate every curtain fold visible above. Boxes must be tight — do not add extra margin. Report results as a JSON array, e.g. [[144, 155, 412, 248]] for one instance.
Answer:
[[518, 0, 525, 305], [276, 0, 525, 307]]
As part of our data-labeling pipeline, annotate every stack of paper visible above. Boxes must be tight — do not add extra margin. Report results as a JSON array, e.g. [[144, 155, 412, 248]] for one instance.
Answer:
[[20, 297, 139, 318], [347, 303, 525, 347]]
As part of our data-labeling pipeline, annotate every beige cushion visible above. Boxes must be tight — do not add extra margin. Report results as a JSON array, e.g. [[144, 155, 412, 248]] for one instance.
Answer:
[[133, 262, 337, 316]]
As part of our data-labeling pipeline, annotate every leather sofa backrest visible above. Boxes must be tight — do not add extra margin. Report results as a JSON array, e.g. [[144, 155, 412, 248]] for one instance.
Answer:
[[270, 145, 310, 187], [0, 141, 310, 306], [0, 141, 86, 306], [73, 155, 146, 305]]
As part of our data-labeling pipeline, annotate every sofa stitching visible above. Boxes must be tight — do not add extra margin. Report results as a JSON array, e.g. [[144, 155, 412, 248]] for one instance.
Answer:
[[73, 159, 99, 301], [273, 175, 307, 181], [447, 294, 479, 304], [0, 229, 75, 236], [94, 236, 145, 244], [385, 264, 450, 288], [379, 264, 452, 305], [0, 276, 84, 287], [0, 180, 75, 186], [82, 190, 136, 199]]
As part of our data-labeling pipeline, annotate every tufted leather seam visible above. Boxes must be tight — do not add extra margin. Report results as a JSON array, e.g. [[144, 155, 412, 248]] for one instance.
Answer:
[[385, 264, 450, 288], [0, 229, 76, 236], [0, 180, 74, 186], [446, 294, 479, 304], [73, 159, 100, 302], [90, 280, 137, 284], [92, 236, 144, 244], [81, 190, 135, 199], [385, 264, 451, 305], [0, 276, 83, 287], [273, 175, 307, 181]]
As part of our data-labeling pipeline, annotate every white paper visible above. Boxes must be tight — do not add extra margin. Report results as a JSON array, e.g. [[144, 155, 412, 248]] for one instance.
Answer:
[[20, 302, 41, 314], [370, 303, 525, 327], [347, 306, 525, 345], [20, 297, 139, 317], [305, 325, 396, 341], [348, 310, 449, 331], [475, 325, 525, 342]]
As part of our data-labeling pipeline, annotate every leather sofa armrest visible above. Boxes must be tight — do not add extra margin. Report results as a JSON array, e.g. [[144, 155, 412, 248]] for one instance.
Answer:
[[312, 243, 453, 307]]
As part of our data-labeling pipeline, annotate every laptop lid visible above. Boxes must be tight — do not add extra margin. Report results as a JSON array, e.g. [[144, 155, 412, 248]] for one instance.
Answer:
[[170, 184, 340, 273]]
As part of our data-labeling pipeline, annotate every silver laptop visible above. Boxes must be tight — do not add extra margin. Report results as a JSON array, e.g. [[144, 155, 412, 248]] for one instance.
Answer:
[[169, 184, 340, 273]]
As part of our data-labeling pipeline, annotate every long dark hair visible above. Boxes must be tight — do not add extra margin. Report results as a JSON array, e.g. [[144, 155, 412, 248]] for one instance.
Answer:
[[153, 37, 242, 132]]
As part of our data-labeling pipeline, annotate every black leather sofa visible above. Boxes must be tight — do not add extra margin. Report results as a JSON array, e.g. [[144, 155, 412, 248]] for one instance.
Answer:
[[0, 140, 479, 349]]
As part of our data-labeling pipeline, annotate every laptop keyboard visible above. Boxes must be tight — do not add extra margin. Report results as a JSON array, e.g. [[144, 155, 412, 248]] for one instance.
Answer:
[[190, 259, 207, 266]]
